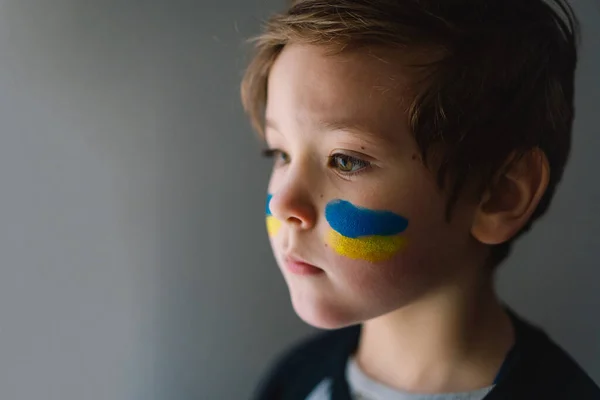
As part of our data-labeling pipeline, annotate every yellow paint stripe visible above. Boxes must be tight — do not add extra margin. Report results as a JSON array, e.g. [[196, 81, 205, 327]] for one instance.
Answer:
[[327, 229, 406, 262], [266, 216, 282, 236]]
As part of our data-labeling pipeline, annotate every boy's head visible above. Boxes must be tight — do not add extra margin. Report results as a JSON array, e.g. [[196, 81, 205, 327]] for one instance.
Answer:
[[241, 0, 578, 329]]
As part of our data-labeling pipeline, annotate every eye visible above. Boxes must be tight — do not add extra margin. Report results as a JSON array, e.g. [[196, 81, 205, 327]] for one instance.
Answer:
[[329, 153, 370, 175], [262, 148, 290, 166]]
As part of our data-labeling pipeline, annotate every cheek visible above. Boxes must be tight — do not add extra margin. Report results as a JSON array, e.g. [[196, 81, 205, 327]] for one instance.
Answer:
[[266, 216, 282, 237], [265, 193, 282, 237], [326, 230, 407, 262], [327, 251, 428, 306], [321, 198, 450, 298], [324, 199, 409, 262]]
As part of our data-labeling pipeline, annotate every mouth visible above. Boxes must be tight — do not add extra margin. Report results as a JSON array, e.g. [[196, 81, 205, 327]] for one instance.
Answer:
[[283, 255, 324, 276]]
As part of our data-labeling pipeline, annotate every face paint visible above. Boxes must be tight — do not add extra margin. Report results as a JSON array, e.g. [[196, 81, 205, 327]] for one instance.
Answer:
[[266, 194, 282, 236], [325, 199, 408, 262]]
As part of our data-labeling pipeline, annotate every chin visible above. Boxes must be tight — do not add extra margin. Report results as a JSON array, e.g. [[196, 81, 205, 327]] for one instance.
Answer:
[[289, 290, 365, 330]]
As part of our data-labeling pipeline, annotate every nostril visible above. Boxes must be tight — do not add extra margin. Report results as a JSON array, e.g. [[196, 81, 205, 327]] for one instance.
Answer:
[[286, 216, 303, 225]]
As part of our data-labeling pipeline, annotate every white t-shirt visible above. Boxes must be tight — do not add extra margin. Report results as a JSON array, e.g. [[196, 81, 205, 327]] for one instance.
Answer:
[[306, 357, 494, 400]]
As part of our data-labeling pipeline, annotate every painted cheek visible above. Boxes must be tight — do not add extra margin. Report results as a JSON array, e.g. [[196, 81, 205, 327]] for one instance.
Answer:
[[266, 194, 282, 236], [325, 199, 409, 262]]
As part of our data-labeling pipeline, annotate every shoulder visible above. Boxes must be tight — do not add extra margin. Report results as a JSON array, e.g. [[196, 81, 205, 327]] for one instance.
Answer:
[[532, 331, 600, 398], [499, 310, 600, 399], [252, 325, 360, 400]]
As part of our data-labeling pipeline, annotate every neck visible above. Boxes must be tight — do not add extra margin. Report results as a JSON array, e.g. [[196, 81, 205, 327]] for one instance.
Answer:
[[355, 268, 514, 394]]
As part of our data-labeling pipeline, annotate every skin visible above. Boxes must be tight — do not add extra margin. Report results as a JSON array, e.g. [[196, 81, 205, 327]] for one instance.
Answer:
[[263, 44, 548, 393]]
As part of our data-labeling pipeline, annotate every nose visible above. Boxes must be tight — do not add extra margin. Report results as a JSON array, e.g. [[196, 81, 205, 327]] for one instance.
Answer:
[[267, 186, 317, 231]]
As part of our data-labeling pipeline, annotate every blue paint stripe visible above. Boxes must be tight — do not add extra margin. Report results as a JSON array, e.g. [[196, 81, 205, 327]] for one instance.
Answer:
[[266, 194, 273, 216], [325, 199, 408, 238]]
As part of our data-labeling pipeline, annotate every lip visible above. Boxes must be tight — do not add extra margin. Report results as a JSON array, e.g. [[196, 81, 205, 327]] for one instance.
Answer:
[[283, 255, 324, 276]]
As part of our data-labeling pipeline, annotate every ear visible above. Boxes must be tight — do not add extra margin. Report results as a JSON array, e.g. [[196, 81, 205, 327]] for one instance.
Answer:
[[472, 148, 550, 245]]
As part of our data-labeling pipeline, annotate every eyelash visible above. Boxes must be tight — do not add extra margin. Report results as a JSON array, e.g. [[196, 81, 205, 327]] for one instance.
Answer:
[[262, 149, 290, 166], [261, 148, 371, 177]]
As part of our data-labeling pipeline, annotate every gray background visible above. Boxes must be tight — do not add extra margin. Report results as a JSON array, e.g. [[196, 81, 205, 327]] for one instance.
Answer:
[[0, 0, 597, 399]]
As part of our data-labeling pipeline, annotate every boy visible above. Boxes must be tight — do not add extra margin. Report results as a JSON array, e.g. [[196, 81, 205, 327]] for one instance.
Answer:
[[240, 0, 600, 398]]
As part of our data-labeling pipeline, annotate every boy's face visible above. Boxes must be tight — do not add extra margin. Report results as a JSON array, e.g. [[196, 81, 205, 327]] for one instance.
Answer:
[[264, 44, 483, 329]]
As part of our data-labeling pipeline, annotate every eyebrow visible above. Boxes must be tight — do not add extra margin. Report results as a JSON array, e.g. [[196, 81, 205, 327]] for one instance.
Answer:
[[319, 119, 398, 146], [265, 117, 396, 146]]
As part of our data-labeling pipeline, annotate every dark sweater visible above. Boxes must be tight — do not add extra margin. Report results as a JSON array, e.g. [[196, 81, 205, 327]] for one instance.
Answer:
[[253, 309, 600, 400]]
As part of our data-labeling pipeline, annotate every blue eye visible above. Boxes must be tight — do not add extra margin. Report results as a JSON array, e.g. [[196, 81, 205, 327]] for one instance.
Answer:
[[329, 154, 370, 175]]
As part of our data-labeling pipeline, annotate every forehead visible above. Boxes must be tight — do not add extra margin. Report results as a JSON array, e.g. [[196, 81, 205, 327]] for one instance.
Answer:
[[265, 44, 414, 140]]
